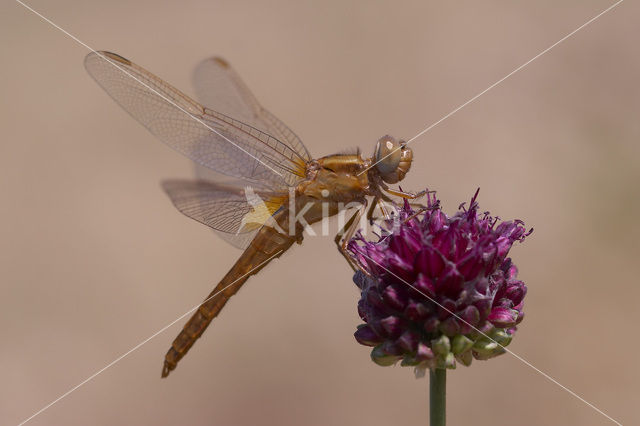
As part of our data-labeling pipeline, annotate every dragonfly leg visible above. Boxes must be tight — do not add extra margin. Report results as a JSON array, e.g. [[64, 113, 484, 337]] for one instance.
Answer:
[[403, 207, 429, 223], [335, 205, 365, 272], [366, 196, 379, 224], [384, 187, 428, 200], [377, 198, 394, 220]]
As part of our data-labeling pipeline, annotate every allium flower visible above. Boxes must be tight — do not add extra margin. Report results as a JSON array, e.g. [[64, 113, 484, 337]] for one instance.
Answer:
[[348, 189, 531, 374]]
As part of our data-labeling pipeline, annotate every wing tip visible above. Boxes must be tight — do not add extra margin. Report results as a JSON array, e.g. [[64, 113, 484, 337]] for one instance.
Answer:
[[85, 50, 132, 66], [212, 57, 230, 68], [160, 179, 183, 196], [101, 51, 132, 65]]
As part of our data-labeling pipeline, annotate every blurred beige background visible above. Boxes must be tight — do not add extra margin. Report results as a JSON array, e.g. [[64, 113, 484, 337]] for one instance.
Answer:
[[1, 0, 638, 425]]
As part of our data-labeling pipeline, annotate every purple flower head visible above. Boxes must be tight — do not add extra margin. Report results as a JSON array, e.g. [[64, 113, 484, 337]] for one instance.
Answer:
[[348, 189, 531, 374]]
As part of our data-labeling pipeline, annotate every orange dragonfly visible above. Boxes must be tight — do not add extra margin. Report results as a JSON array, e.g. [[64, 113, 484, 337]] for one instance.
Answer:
[[84, 51, 420, 377]]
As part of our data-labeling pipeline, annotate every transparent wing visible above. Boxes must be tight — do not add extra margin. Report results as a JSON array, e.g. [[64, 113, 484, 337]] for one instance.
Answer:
[[193, 56, 312, 162], [162, 179, 287, 250], [215, 228, 260, 250], [191, 164, 262, 249], [84, 51, 306, 188]]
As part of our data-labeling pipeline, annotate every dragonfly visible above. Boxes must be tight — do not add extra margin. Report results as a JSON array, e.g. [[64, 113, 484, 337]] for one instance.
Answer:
[[84, 51, 420, 377]]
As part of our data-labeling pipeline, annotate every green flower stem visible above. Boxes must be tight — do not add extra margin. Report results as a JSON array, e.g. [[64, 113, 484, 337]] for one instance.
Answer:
[[429, 368, 446, 426]]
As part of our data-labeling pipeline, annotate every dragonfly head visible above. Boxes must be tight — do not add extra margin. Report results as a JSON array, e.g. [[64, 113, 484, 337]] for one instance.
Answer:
[[373, 135, 413, 184]]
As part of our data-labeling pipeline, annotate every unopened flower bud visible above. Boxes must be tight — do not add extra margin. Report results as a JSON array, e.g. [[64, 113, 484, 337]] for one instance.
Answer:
[[456, 350, 473, 367], [371, 345, 401, 366], [354, 325, 382, 347], [432, 335, 451, 356], [451, 335, 474, 355]]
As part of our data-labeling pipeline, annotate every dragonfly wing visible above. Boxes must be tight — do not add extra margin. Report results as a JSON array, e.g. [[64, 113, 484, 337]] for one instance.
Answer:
[[214, 228, 260, 250], [191, 164, 265, 249], [162, 179, 287, 249], [84, 51, 306, 188], [193, 56, 312, 163]]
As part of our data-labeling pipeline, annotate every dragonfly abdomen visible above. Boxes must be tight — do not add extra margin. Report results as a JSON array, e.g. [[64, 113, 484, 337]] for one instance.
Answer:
[[162, 211, 297, 377]]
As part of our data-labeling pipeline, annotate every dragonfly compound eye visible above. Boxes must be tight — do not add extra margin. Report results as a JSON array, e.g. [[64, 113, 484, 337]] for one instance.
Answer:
[[374, 135, 412, 183]]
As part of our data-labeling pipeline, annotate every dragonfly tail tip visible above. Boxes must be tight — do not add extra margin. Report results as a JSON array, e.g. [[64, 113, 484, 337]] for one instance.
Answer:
[[161, 363, 172, 378]]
